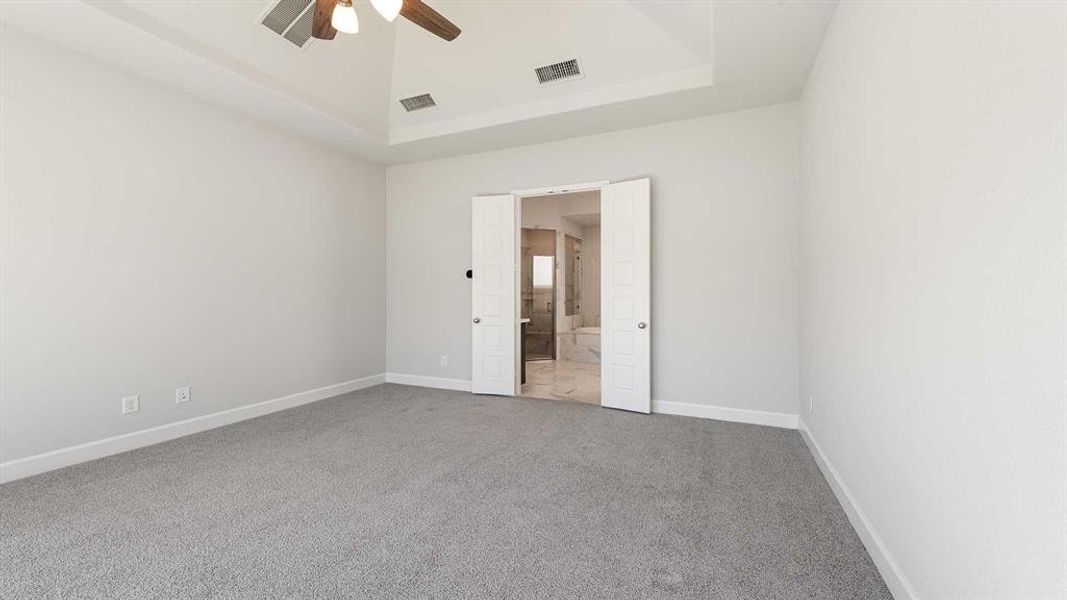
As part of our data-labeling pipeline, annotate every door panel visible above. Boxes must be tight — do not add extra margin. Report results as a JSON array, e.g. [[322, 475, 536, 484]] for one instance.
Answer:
[[601, 179, 651, 413], [472, 195, 518, 395]]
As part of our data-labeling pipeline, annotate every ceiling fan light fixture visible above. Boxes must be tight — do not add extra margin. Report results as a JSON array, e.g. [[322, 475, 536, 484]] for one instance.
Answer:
[[370, 0, 403, 22], [331, 0, 359, 34]]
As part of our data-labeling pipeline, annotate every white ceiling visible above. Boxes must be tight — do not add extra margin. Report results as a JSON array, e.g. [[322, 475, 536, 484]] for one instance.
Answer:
[[388, 1, 710, 143], [0, 0, 837, 164]]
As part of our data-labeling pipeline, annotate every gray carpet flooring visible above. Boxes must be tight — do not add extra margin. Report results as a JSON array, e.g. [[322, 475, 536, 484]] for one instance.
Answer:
[[1, 384, 891, 599]]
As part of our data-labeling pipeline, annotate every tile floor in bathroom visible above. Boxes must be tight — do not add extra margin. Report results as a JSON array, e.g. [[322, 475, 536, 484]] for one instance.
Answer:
[[521, 359, 600, 405]]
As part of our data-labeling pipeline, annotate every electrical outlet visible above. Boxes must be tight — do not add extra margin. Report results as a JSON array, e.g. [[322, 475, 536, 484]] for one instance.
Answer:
[[122, 395, 140, 415], [176, 386, 191, 404], [440, 355, 448, 367], [809, 395, 816, 415]]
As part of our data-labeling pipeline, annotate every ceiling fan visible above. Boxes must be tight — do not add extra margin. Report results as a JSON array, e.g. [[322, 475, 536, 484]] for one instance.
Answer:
[[312, 0, 461, 41]]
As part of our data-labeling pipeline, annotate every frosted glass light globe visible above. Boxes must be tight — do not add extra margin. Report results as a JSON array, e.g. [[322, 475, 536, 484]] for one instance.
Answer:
[[370, 0, 402, 22], [331, 0, 359, 34]]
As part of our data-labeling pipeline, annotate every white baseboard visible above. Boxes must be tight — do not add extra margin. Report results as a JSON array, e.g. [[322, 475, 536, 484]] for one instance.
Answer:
[[653, 399, 798, 429], [385, 372, 472, 392], [0, 373, 386, 484], [798, 418, 916, 600], [379, 377, 799, 431]]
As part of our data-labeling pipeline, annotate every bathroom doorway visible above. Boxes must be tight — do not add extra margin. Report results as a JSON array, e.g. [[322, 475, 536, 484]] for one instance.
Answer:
[[519, 190, 601, 405], [470, 178, 650, 413]]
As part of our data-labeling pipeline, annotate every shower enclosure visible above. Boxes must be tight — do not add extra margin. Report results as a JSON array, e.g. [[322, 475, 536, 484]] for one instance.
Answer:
[[521, 228, 556, 360], [564, 234, 581, 317]]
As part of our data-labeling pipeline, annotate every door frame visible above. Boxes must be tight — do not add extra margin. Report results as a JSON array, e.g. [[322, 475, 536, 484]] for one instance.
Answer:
[[511, 181, 609, 197], [474, 178, 649, 411], [512, 181, 610, 368]]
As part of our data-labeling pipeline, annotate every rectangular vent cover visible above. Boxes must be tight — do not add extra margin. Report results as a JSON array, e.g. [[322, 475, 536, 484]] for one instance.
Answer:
[[260, 0, 314, 48], [535, 59, 582, 85], [399, 94, 437, 112]]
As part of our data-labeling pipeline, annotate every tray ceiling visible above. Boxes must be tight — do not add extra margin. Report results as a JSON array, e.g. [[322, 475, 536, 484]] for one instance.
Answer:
[[0, 0, 836, 163]]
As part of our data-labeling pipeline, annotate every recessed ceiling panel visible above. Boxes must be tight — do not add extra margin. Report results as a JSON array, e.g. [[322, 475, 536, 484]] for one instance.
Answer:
[[0, 0, 837, 163], [388, 0, 713, 138]]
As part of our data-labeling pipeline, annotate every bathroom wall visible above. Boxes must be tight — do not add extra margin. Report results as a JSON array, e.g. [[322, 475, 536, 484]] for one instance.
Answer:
[[522, 194, 595, 352], [579, 225, 601, 328], [521, 192, 599, 227], [521, 195, 590, 235]]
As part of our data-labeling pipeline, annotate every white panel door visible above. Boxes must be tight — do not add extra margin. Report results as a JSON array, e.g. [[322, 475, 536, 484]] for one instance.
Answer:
[[601, 179, 651, 413], [471, 195, 519, 395]]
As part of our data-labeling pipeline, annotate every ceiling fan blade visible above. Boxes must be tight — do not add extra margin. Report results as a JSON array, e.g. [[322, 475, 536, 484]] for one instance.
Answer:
[[312, 0, 338, 40], [400, 0, 461, 41]]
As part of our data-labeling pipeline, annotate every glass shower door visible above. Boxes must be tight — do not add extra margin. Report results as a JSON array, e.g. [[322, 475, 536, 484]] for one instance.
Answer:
[[522, 228, 556, 361]]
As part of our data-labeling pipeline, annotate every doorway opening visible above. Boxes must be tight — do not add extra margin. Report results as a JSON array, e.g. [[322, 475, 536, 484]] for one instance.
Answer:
[[470, 178, 649, 413], [519, 190, 601, 405]]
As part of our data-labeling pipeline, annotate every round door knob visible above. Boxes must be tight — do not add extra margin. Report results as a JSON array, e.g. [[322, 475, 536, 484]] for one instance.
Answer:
[[473, 318, 481, 324], [637, 322, 647, 329]]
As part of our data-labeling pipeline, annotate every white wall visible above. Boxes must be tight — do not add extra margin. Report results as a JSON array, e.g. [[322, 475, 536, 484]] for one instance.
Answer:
[[799, 2, 1066, 598], [387, 104, 800, 417], [0, 27, 387, 464]]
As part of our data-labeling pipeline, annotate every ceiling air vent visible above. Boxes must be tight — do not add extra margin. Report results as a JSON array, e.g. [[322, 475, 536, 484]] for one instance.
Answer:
[[399, 94, 437, 112], [260, 0, 315, 49], [535, 58, 583, 85]]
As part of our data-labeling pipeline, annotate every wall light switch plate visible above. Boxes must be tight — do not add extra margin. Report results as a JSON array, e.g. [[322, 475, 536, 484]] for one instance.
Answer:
[[176, 386, 191, 404], [122, 395, 140, 415], [440, 355, 449, 367]]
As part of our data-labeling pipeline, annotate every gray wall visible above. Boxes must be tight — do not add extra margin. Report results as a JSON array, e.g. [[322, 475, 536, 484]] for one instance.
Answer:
[[799, 2, 1065, 597], [387, 103, 800, 416], [0, 27, 387, 462]]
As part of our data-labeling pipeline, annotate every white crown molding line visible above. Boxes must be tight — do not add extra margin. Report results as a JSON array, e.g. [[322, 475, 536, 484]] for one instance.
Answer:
[[386, 373, 473, 392], [798, 418, 918, 600], [388, 66, 716, 145], [0, 373, 387, 484], [652, 400, 798, 430]]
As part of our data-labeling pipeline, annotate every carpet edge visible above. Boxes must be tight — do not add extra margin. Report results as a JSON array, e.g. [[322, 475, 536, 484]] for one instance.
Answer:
[[798, 418, 918, 600], [0, 373, 387, 484]]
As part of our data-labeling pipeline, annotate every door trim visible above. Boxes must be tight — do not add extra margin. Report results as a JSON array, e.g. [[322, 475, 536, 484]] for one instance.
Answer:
[[510, 181, 609, 197], [476, 177, 651, 412]]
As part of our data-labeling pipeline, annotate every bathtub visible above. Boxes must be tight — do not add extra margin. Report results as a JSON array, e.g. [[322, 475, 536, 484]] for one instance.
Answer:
[[559, 326, 600, 364]]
